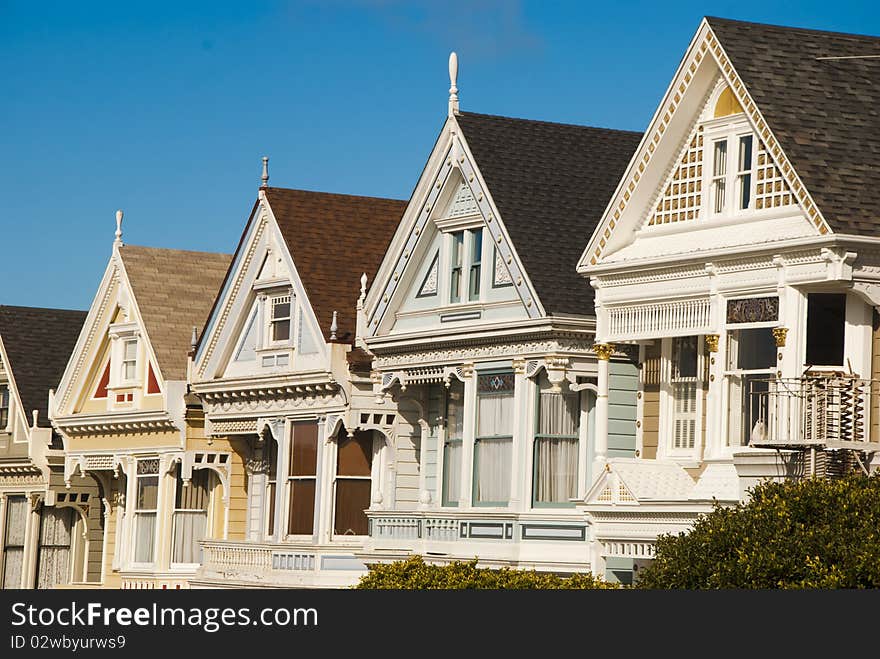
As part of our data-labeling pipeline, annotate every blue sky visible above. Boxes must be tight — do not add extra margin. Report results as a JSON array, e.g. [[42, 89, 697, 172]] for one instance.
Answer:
[[1, 1, 877, 310]]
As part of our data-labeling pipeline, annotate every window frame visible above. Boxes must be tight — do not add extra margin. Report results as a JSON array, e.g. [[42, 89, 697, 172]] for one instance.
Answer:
[[132, 458, 160, 566], [441, 381, 465, 508], [660, 336, 706, 460], [331, 432, 374, 538], [121, 338, 138, 384], [170, 465, 216, 566], [285, 421, 319, 538], [0, 384, 9, 430], [531, 374, 581, 509], [268, 294, 292, 346], [447, 227, 484, 305], [703, 116, 756, 219], [472, 371, 515, 508]]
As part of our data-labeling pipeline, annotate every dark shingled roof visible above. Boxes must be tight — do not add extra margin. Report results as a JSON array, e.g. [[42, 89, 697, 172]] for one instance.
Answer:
[[264, 188, 407, 342], [456, 112, 642, 316], [0, 306, 87, 427], [707, 17, 880, 235], [120, 245, 232, 381]]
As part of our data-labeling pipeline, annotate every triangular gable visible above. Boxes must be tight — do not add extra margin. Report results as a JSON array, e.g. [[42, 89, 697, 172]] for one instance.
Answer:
[[52, 251, 170, 418], [584, 459, 695, 506], [195, 196, 330, 382], [578, 18, 833, 271], [365, 116, 543, 336]]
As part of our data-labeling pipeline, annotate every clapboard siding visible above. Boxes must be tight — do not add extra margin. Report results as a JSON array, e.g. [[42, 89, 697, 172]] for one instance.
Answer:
[[641, 343, 661, 459], [608, 359, 638, 458]]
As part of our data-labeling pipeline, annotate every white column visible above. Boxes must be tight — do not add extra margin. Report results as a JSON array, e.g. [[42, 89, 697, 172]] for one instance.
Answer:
[[458, 364, 476, 507], [592, 344, 613, 477], [704, 334, 722, 458], [417, 420, 431, 509], [509, 359, 527, 510], [272, 422, 290, 542]]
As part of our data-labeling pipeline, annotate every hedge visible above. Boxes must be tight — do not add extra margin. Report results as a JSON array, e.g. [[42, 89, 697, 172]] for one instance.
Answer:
[[356, 555, 619, 589], [637, 473, 880, 589]]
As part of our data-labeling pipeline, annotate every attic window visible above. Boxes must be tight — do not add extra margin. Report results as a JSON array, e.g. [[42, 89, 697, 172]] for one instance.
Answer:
[[270, 295, 291, 343], [121, 340, 138, 382], [0, 384, 9, 429], [713, 86, 744, 118]]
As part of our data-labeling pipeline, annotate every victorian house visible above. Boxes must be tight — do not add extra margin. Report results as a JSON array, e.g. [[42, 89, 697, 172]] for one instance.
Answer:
[[577, 18, 880, 581], [49, 218, 233, 588], [189, 174, 406, 588], [353, 55, 643, 582], [0, 306, 99, 589]]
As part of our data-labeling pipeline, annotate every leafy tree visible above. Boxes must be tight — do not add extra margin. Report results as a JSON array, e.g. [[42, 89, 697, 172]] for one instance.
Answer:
[[356, 555, 618, 589], [637, 473, 880, 589]]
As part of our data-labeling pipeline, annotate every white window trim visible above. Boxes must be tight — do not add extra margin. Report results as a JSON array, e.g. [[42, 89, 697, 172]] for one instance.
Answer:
[[659, 336, 705, 463], [444, 225, 486, 306], [703, 117, 755, 220]]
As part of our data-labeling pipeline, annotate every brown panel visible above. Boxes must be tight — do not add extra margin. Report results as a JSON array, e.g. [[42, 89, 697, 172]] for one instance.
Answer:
[[287, 480, 316, 535], [266, 482, 276, 536], [290, 422, 318, 476], [641, 342, 662, 460], [334, 479, 370, 536], [147, 363, 161, 394], [336, 432, 372, 477], [94, 361, 110, 399]]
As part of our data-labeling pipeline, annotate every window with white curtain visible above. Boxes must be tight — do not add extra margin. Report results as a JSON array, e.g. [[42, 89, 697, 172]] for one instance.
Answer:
[[134, 458, 159, 564], [122, 339, 138, 382], [36, 507, 74, 589], [533, 375, 580, 506], [172, 466, 216, 564], [442, 380, 464, 507], [474, 373, 514, 506], [2, 495, 27, 588]]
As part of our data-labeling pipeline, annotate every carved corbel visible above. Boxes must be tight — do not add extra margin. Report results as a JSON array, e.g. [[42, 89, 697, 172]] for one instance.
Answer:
[[543, 354, 570, 393], [772, 327, 788, 348]]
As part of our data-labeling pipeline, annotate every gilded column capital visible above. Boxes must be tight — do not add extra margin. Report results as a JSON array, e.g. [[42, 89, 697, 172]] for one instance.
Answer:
[[705, 334, 720, 353], [592, 343, 615, 361], [772, 327, 788, 347]]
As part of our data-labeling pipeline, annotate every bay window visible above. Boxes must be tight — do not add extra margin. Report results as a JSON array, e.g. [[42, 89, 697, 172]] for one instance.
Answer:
[[287, 422, 318, 536], [133, 458, 159, 564], [533, 375, 580, 506], [333, 432, 373, 536], [2, 495, 27, 588], [442, 380, 464, 507], [474, 372, 514, 506], [172, 467, 216, 564]]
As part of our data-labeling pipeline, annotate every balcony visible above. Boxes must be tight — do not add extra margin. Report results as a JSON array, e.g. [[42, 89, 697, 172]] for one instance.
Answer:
[[190, 540, 367, 589], [748, 374, 880, 455]]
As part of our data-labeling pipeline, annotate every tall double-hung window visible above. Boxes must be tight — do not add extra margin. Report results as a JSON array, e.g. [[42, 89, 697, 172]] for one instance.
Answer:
[[172, 466, 216, 564], [134, 458, 159, 564], [711, 134, 754, 215], [533, 375, 580, 506], [449, 228, 483, 303], [287, 422, 318, 536], [442, 380, 464, 507], [2, 495, 27, 588], [0, 384, 9, 428], [474, 372, 514, 506]]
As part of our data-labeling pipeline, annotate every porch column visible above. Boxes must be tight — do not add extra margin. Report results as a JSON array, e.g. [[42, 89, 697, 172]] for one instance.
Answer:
[[509, 359, 528, 509], [417, 419, 431, 509], [593, 344, 614, 477], [272, 421, 290, 542]]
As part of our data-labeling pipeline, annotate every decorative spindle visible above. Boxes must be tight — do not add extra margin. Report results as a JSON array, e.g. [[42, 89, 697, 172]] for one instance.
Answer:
[[330, 311, 338, 341], [190, 326, 199, 351], [448, 52, 459, 116], [261, 156, 269, 188], [114, 209, 124, 245]]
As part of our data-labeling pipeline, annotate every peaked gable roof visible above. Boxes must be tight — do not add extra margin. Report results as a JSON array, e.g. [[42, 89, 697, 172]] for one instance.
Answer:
[[456, 112, 641, 315], [706, 17, 880, 235], [264, 188, 407, 343], [119, 245, 231, 381], [0, 306, 86, 427]]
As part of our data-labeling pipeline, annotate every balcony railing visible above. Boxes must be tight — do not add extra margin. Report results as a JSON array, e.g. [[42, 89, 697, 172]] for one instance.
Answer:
[[748, 374, 880, 451]]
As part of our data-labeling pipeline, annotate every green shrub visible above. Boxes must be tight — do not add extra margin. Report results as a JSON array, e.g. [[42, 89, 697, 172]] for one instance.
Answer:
[[637, 473, 880, 589], [356, 555, 619, 589]]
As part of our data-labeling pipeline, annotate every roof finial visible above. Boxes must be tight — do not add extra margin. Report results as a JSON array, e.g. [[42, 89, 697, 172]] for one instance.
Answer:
[[114, 209, 124, 246], [358, 272, 368, 309], [261, 156, 269, 188], [190, 326, 199, 351], [330, 311, 338, 341], [448, 51, 459, 116]]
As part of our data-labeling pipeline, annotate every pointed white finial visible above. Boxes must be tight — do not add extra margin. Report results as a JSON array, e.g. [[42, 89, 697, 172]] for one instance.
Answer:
[[31, 409, 39, 429], [330, 311, 338, 341], [261, 156, 269, 188], [114, 209, 124, 245], [190, 326, 199, 351], [448, 51, 459, 116]]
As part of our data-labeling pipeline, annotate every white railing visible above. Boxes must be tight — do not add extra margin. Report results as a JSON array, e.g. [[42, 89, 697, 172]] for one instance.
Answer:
[[749, 375, 880, 448], [201, 541, 273, 571], [606, 298, 711, 341], [369, 513, 461, 542]]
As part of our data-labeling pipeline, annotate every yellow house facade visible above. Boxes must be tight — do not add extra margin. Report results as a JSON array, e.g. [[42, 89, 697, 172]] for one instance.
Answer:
[[50, 221, 239, 588]]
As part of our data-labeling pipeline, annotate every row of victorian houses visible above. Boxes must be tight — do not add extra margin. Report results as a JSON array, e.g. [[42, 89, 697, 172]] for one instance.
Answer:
[[1, 17, 878, 589]]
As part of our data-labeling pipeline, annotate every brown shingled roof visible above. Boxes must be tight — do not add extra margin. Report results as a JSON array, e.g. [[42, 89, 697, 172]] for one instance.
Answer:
[[120, 245, 231, 381], [707, 17, 880, 235], [264, 188, 407, 342], [0, 306, 86, 427]]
